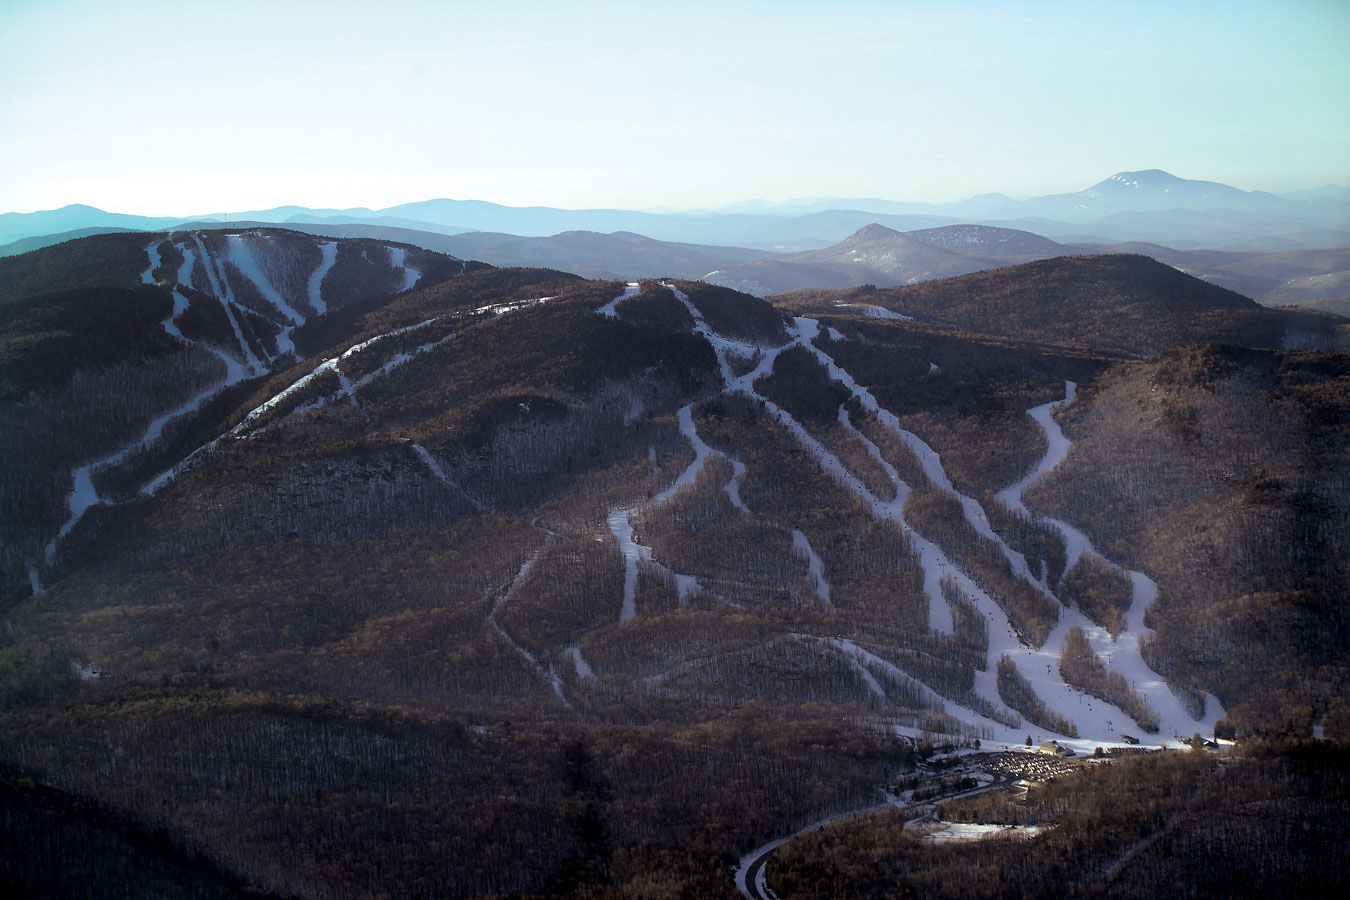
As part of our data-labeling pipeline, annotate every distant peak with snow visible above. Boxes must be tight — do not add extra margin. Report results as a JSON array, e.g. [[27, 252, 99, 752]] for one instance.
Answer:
[[843, 223, 905, 243]]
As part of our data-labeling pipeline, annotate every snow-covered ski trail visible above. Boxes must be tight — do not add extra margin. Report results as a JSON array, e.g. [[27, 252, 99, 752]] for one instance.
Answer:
[[141, 241, 161, 285], [308, 241, 337, 315], [724, 455, 750, 513], [995, 381, 1225, 739], [40, 232, 471, 581], [40, 237, 264, 570], [410, 442, 485, 511], [486, 526, 571, 706], [657, 284, 1210, 747], [227, 233, 307, 356], [803, 324, 1048, 596], [597, 281, 641, 318], [605, 403, 721, 622], [564, 645, 595, 679], [193, 235, 263, 373], [792, 530, 832, 606], [388, 246, 422, 293]]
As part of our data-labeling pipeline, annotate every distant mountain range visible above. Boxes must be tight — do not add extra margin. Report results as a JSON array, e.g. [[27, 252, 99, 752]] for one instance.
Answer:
[[3, 170, 1347, 252], [704, 223, 1350, 306], [7, 218, 1348, 310]]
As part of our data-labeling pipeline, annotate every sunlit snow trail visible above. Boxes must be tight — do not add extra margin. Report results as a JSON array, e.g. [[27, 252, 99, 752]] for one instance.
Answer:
[[792, 530, 832, 606], [995, 381, 1226, 739], [597, 282, 640, 317], [193, 235, 263, 373], [654, 283, 1212, 747], [388, 246, 422, 292], [40, 233, 471, 580], [228, 233, 306, 356], [308, 241, 337, 314]]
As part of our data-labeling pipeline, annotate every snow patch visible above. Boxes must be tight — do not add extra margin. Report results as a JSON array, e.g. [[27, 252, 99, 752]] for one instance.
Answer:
[[308, 241, 337, 314], [792, 530, 831, 606], [388, 245, 422, 292], [597, 281, 641, 318]]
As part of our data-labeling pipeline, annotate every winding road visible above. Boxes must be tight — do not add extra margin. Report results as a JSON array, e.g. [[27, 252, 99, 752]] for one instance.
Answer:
[[736, 770, 1014, 900]]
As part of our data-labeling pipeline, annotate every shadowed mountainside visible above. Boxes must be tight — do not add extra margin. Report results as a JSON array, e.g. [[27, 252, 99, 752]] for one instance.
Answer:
[[1, 232, 1346, 899], [774, 254, 1343, 356]]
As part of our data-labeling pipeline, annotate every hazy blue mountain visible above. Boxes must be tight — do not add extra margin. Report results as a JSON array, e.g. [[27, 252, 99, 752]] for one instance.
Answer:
[[4, 171, 1347, 252], [432, 229, 772, 279], [0, 226, 140, 257], [0, 205, 182, 244]]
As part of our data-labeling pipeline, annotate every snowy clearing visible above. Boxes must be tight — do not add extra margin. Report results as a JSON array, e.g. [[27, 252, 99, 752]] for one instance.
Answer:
[[917, 821, 1055, 843], [597, 282, 641, 318], [388, 246, 422, 292], [308, 241, 337, 314]]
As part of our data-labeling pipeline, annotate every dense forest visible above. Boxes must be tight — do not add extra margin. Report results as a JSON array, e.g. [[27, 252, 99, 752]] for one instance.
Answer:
[[767, 741, 1349, 900], [2, 231, 1347, 898]]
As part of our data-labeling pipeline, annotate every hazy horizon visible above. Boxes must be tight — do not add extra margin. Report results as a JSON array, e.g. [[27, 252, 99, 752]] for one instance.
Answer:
[[2, 166, 1346, 220], [3, 0, 1348, 216]]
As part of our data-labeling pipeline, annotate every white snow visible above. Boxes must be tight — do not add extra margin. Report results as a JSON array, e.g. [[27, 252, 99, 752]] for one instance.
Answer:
[[141, 241, 161, 285], [597, 281, 641, 318], [919, 821, 1053, 843], [565, 645, 595, 679], [989, 381, 1227, 743], [655, 283, 1219, 748], [308, 241, 337, 315], [488, 531, 572, 706], [655, 405, 714, 503], [46, 360, 254, 564], [388, 246, 422, 292], [608, 509, 649, 622], [194, 235, 262, 373], [176, 242, 196, 289], [70, 660, 101, 681], [38, 233, 476, 576], [473, 295, 558, 316], [228, 233, 306, 356], [411, 442, 484, 511], [724, 455, 750, 513], [833, 302, 913, 320], [792, 530, 832, 606], [606, 401, 723, 621]]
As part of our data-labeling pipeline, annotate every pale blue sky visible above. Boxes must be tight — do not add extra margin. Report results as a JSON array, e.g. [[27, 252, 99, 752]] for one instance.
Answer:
[[1, 0, 1347, 214]]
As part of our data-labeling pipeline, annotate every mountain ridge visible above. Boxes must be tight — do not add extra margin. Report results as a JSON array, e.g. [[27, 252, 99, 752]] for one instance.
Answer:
[[5, 169, 1346, 250]]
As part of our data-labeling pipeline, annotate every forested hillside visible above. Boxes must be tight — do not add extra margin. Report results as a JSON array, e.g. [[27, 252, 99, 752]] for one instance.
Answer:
[[775, 254, 1343, 355], [767, 741, 1349, 900], [1, 234, 1346, 898]]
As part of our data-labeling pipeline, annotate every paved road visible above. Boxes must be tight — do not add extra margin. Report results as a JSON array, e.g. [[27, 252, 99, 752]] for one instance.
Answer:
[[736, 774, 1012, 900]]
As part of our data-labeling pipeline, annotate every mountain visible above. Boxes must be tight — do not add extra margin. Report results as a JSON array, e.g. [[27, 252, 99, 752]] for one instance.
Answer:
[[0, 225, 141, 257], [429, 229, 772, 280], [705, 224, 1071, 296], [905, 223, 1067, 257], [1034, 169, 1299, 219], [0, 204, 183, 244], [6, 171, 1346, 253], [774, 254, 1343, 355], [1073, 243, 1350, 306], [2, 233, 1346, 897], [12, 217, 1348, 311]]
